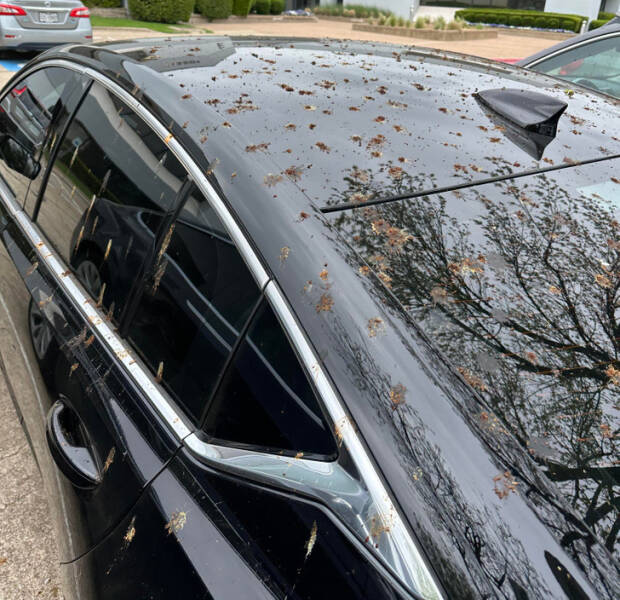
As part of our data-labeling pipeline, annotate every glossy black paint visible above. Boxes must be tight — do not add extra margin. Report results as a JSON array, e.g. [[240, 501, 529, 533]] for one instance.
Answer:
[[0, 36, 617, 600]]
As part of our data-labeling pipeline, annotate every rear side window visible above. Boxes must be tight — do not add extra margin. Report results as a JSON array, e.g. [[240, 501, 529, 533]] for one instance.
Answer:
[[203, 299, 337, 458], [36, 82, 186, 322], [0, 67, 84, 207], [126, 186, 262, 424]]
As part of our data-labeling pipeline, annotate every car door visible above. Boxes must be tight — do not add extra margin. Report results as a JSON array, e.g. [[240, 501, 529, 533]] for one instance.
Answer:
[[0, 64, 91, 564], [65, 184, 409, 599], [0, 70, 189, 564]]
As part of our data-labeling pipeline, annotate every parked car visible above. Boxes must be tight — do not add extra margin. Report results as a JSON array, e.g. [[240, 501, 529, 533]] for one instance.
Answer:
[[0, 36, 618, 600], [0, 0, 92, 52], [517, 17, 620, 99]]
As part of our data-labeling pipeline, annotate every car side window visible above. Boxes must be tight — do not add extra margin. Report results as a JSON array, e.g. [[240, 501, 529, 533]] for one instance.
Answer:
[[126, 186, 262, 424], [0, 67, 84, 208], [36, 81, 186, 323], [203, 299, 337, 458], [532, 34, 620, 98]]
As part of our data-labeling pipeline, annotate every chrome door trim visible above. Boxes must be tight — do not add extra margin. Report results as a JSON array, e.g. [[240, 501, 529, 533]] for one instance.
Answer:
[[266, 281, 443, 599], [1, 58, 443, 599], [523, 30, 620, 68], [13, 59, 270, 290]]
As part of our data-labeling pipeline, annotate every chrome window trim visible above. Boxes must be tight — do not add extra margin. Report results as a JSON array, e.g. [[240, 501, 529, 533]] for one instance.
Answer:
[[523, 31, 620, 68], [1, 58, 443, 600]]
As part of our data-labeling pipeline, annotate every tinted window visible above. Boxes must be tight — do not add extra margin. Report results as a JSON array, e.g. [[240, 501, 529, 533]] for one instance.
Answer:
[[203, 300, 336, 458], [531, 34, 620, 99], [0, 67, 84, 207], [127, 187, 262, 424], [36, 82, 185, 322]]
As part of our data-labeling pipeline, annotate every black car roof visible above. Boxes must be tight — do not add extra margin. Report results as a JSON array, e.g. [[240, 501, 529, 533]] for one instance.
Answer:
[[42, 36, 619, 213], [26, 37, 620, 597]]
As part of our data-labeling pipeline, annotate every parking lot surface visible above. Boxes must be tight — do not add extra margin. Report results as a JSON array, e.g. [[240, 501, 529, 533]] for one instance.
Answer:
[[204, 17, 563, 59]]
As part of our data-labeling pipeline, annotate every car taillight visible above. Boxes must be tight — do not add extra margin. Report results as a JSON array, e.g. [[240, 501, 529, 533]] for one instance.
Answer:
[[0, 3, 27, 16], [69, 7, 90, 18]]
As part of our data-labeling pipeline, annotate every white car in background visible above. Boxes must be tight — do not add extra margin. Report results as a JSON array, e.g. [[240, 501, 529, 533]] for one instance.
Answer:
[[0, 1, 92, 53]]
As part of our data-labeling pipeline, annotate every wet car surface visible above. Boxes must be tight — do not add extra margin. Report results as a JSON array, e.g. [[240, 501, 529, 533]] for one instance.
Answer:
[[0, 36, 618, 599]]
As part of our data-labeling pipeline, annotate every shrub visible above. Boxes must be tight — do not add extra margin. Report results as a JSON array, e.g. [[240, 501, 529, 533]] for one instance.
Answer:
[[128, 0, 194, 23], [378, 15, 386, 25], [344, 4, 391, 19], [232, 0, 252, 17], [589, 18, 608, 30], [454, 8, 584, 33], [254, 0, 270, 15], [415, 16, 425, 28], [197, 0, 232, 20], [343, 9, 355, 17], [599, 11, 615, 21], [387, 15, 397, 27], [447, 19, 463, 31], [405, 19, 411, 28], [270, 0, 284, 14], [434, 16, 446, 30], [396, 16, 405, 27]]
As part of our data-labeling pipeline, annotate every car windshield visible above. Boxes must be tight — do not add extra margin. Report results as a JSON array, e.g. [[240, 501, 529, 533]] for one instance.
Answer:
[[530, 34, 620, 99], [329, 158, 620, 557]]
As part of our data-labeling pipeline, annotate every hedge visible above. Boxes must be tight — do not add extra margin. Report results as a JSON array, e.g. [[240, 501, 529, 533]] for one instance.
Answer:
[[233, 0, 251, 17], [84, 0, 123, 7], [128, 0, 194, 23], [454, 8, 584, 33], [82, 0, 123, 8], [197, 0, 233, 20], [589, 19, 609, 31], [590, 11, 615, 30], [270, 0, 284, 14], [255, 0, 270, 15]]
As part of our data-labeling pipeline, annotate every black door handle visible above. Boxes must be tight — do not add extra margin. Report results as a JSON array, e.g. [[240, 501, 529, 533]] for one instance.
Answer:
[[46, 398, 101, 489]]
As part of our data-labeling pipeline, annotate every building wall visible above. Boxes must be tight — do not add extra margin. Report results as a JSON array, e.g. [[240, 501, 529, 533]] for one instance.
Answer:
[[602, 0, 620, 13], [544, 0, 601, 21]]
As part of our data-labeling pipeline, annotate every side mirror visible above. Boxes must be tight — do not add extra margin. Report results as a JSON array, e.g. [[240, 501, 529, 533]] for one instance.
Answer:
[[0, 135, 41, 180]]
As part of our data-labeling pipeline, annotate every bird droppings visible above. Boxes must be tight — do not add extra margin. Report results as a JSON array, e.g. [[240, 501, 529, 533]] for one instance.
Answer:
[[122, 516, 136, 549], [165, 511, 187, 535], [367, 317, 385, 337], [493, 471, 519, 500], [316, 293, 334, 313], [304, 521, 318, 560], [102, 447, 116, 474], [389, 384, 407, 409]]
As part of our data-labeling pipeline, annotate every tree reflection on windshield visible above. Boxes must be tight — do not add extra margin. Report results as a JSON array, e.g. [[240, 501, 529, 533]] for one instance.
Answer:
[[328, 157, 620, 556]]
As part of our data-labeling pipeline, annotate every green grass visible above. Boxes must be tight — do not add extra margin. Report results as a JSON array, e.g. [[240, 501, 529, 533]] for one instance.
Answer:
[[90, 16, 195, 34]]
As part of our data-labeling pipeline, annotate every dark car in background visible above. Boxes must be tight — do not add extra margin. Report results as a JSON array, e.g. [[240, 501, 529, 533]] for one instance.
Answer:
[[0, 36, 618, 599], [518, 18, 620, 99]]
